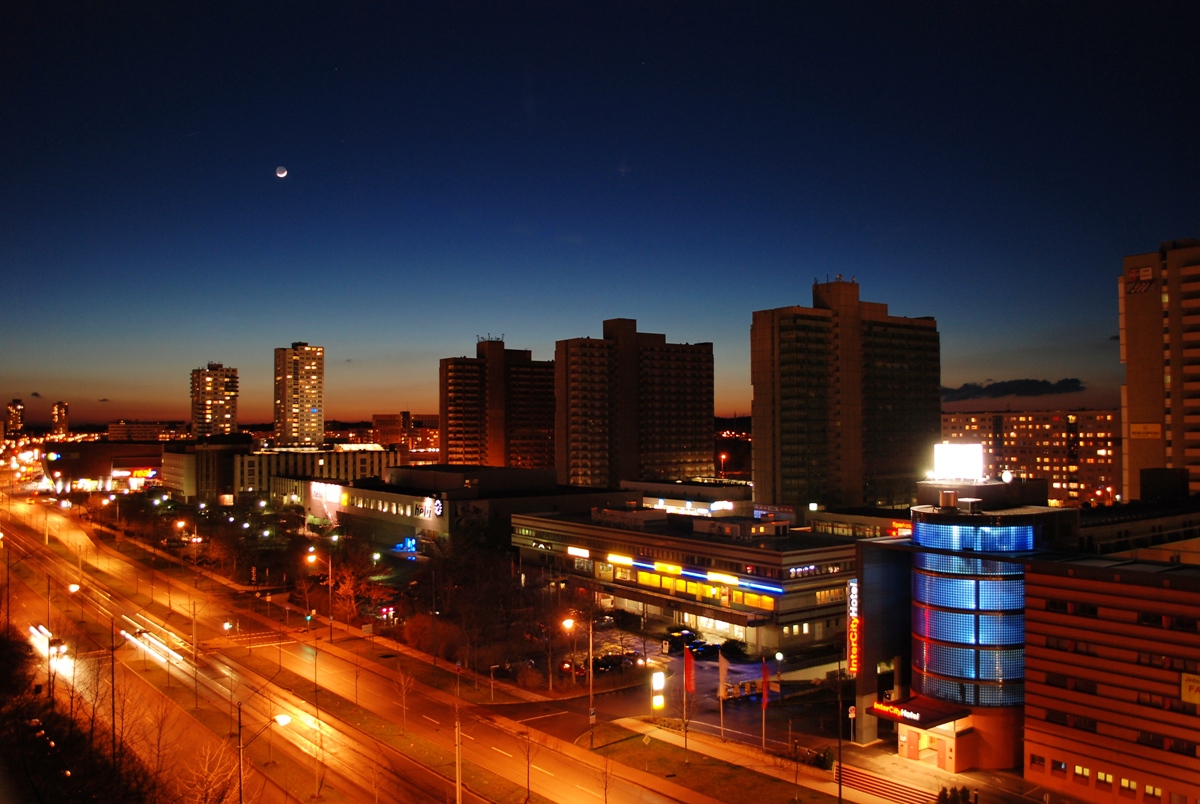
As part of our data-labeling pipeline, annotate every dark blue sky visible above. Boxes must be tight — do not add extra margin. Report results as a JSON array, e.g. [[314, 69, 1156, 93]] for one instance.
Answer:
[[3, 2, 1198, 424]]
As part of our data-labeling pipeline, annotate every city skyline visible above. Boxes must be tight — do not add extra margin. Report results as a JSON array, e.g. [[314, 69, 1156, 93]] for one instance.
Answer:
[[4, 3, 1198, 425]]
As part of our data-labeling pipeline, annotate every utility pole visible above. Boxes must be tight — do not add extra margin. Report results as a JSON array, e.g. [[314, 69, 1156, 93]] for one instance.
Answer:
[[192, 600, 199, 709]]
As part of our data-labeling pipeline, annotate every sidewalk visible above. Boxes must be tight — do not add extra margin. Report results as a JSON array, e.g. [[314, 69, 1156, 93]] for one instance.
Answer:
[[612, 718, 900, 804]]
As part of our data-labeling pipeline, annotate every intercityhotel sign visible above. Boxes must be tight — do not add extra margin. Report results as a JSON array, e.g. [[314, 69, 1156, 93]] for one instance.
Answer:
[[846, 578, 860, 676], [870, 702, 921, 723]]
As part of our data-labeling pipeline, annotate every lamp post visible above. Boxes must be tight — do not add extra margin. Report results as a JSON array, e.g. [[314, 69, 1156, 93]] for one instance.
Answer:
[[237, 701, 291, 804], [306, 548, 334, 642], [563, 618, 578, 686], [68, 583, 80, 620], [563, 615, 596, 747], [775, 651, 784, 705], [720, 452, 728, 478]]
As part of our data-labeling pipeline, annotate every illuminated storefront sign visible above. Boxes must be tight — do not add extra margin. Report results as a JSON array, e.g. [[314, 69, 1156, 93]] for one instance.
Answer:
[[706, 572, 740, 586], [606, 554, 633, 566], [312, 482, 341, 503], [567, 546, 590, 558], [890, 520, 912, 537], [653, 562, 682, 575], [847, 578, 860, 676]]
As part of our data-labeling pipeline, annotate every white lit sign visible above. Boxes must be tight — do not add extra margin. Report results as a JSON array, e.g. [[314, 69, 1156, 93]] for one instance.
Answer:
[[931, 442, 985, 481]]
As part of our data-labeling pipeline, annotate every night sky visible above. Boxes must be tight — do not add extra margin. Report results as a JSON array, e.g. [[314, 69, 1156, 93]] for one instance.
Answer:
[[3, 3, 1198, 425]]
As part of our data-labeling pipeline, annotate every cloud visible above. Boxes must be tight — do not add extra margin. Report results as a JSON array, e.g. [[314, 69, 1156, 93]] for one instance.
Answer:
[[941, 378, 1086, 402], [97, 398, 109, 402], [30, 391, 42, 398]]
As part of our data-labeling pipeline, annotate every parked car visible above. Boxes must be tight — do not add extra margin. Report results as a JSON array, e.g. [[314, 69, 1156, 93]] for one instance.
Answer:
[[664, 628, 697, 653], [687, 640, 720, 659], [622, 650, 646, 667], [592, 653, 632, 674]]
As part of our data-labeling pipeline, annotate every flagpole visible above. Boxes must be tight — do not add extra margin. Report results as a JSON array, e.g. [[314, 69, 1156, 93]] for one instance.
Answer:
[[761, 657, 768, 749], [718, 651, 728, 740]]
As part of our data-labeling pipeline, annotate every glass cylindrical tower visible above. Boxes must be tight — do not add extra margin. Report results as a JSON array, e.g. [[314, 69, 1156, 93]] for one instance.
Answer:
[[910, 508, 1034, 707]]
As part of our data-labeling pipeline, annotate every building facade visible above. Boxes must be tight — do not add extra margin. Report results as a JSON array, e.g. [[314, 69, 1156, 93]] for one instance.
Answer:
[[277, 466, 636, 551], [1023, 556, 1200, 804], [439, 340, 555, 469], [274, 342, 325, 447], [372, 412, 439, 461], [752, 279, 940, 510], [941, 410, 1120, 505], [190, 362, 239, 437], [556, 318, 714, 487], [51, 401, 69, 437], [233, 445, 398, 496], [7, 399, 24, 436], [106, 420, 189, 441], [1121, 239, 1200, 501], [511, 507, 854, 654]]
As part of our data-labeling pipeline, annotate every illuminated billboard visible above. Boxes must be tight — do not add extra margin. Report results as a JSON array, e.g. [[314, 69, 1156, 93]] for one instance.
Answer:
[[846, 578, 860, 676]]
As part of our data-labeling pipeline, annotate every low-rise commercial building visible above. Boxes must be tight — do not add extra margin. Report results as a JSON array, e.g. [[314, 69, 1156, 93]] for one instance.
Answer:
[[276, 465, 637, 551], [511, 507, 855, 654]]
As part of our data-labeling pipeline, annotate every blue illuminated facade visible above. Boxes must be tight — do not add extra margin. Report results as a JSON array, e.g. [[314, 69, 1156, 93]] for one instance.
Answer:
[[910, 510, 1037, 707]]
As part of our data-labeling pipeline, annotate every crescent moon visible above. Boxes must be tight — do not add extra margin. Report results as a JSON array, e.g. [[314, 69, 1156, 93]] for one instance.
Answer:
[[276, 166, 287, 178]]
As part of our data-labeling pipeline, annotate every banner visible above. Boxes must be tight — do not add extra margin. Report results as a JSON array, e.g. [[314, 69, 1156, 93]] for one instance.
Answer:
[[761, 658, 769, 710], [684, 647, 696, 694], [718, 652, 729, 699]]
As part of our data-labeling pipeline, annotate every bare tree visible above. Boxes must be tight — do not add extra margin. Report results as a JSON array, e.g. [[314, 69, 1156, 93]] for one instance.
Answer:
[[599, 750, 615, 804], [179, 743, 238, 804], [518, 727, 539, 803], [393, 670, 415, 733], [139, 695, 183, 804]]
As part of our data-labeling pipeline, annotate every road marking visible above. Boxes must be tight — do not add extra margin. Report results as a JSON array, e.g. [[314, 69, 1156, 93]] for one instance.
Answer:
[[491, 746, 512, 757], [575, 784, 601, 798], [532, 764, 554, 776], [462, 731, 475, 740], [518, 710, 567, 723], [422, 715, 440, 726]]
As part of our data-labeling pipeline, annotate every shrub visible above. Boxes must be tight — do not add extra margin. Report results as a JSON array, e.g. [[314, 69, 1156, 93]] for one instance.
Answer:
[[719, 639, 747, 660], [516, 665, 545, 689]]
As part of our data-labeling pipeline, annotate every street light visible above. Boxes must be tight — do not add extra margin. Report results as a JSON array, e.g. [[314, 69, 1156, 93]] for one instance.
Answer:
[[237, 701, 291, 804], [774, 651, 784, 705], [720, 452, 728, 478], [306, 549, 335, 642]]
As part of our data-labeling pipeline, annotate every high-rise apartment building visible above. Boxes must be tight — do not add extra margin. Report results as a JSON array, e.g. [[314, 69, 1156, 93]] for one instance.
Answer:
[[7, 399, 24, 436], [752, 279, 940, 509], [556, 318, 714, 487], [439, 339, 554, 468], [273, 342, 325, 447], [373, 412, 440, 463], [1120, 239, 1200, 500], [51, 401, 69, 437], [190, 362, 239, 437], [941, 410, 1119, 505]]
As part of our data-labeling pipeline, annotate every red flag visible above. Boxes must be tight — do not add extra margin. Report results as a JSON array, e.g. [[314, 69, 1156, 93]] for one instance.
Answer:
[[718, 651, 729, 699], [761, 658, 770, 710], [684, 647, 696, 694]]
